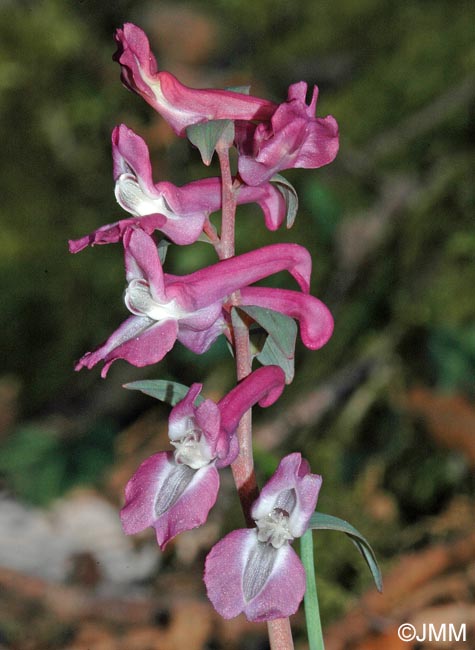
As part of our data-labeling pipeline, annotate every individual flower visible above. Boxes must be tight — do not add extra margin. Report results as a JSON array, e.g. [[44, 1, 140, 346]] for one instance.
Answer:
[[205, 453, 322, 621], [69, 125, 287, 253], [121, 366, 286, 549], [75, 228, 316, 377], [236, 82, 339, 186], [113, 23, 276, 136]]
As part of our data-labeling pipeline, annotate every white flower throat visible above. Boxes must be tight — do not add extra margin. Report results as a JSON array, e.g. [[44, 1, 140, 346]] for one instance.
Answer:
[[255, 508, 293, 549], [124, 279, 183, 321], [171, 424, 214, 470], [115, 172, 178, 220]]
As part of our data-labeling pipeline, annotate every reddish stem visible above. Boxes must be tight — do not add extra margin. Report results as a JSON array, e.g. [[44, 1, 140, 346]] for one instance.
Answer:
[[267, 619, 295, 650], [216, 141, 235, 261], [217, 136, 294, 650]]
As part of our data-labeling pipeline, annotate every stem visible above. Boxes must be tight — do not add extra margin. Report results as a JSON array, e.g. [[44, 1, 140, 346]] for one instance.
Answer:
[[217, 135, 294, 650], [301, 529, 325, 650], [216, 140, 235, 261], [267, 619, 295, 650], [230, 309, 258, 526]]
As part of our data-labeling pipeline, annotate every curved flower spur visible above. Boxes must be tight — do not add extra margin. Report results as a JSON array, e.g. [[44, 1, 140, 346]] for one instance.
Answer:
[[75, 228, 333, 377], [205, 452, 322, 621], [120, 366, 286, 549], [69, 124, 287, 253]]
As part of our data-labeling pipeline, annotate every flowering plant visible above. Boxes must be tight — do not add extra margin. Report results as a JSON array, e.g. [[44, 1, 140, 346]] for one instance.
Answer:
[[71, 22, 381, 650]]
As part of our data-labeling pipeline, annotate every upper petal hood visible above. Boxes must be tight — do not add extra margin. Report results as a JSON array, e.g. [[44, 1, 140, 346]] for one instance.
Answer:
[[251, 452, 322, 538], [114, 23, 276, 136]]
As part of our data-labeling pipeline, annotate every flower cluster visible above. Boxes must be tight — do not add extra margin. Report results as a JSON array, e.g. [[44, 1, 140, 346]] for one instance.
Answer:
[[71, 22, 338, 623]]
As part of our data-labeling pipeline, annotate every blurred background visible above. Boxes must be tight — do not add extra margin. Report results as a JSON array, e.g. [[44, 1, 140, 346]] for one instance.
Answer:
[[0, 0, 474, 648]]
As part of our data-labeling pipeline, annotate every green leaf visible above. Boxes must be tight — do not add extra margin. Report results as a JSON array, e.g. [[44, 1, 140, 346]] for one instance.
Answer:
[[270, 173, 299, 228], [225, 85, 251, 94], [124, 380, 205, 406], [300, 528, 325, 650], [239, 305, 297, 382], [186, 119, 235, 165], [308, 512, 383, 592]]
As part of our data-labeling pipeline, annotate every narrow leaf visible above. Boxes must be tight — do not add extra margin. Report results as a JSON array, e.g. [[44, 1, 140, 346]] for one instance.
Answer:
[[124, 380, 205, 406], [301, 529, 325, 650], [186, 119, 235, 165], [270, 173, 299, 228], [225, 85, 251, 95], [308, 512, 383, 592]]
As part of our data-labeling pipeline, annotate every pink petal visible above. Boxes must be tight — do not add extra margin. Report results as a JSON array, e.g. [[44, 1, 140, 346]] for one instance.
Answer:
[[242, 543, 306, 622], [153, 462, 219, 549], [217, 366, 285, 442], [236, 182, 287, 231], [167, 383, 204, 441], [121, 451, 220, 550], [120, 451, 173, 534], [124, 228, 166, 299], [239, 286, 334, 350], [112, 124, 155, 192], [166, 243, 312, 313], [68, 214, 167, 253], [204, 529, 253, 619], [75, 317, 178, 377], [176, 317, 226, 354], [237, 81, 339, 186], [204, 529, 306, 622], [251, 453, 322, 538], [114, 23, 276, 136]]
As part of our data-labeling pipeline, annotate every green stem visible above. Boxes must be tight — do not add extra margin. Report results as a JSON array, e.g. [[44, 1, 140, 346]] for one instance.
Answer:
[[301, 529, 325, 650]]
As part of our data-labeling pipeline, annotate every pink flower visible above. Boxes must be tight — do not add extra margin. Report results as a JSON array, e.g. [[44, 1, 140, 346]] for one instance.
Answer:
[[75, 228, 315, 377], [205, 453, 322, 621], [121, 366, 285, 549], [113, 24, 276, 136], [69, 125, 287, 253], [236, 82, 339, 186]]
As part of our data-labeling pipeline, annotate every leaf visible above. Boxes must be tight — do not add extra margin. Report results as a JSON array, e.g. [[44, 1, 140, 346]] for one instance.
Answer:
[[225, 85, 251, 95], [186, 119, 235, 165], [123, 380, 204, 406], [270, 173, 299, 228], [300, 528, 325, 650], [239, 305, 297, 383], [308, 512, 383, 592]]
